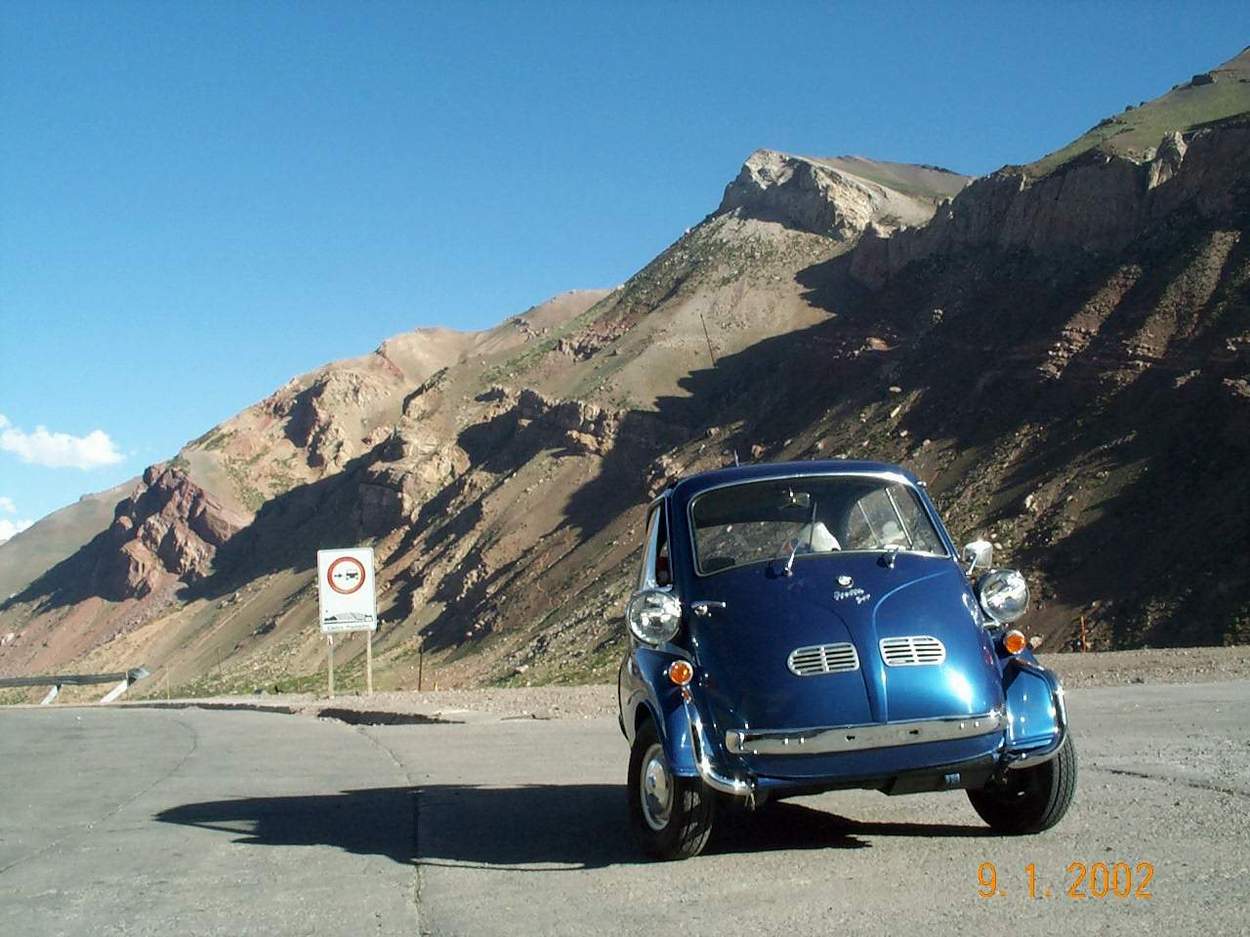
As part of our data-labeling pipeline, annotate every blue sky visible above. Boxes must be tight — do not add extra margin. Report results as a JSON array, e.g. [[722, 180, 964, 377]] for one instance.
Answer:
[[2, 1, 1248, 530]]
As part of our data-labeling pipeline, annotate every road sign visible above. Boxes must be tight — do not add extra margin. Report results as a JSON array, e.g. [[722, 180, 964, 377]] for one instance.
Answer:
[[317, 548, 378, 634]]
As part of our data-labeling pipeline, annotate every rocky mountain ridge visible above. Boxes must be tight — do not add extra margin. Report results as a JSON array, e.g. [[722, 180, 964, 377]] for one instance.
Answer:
[[853, 123, 1250, 285], [717, 149, 968, 239], [2, 49, 1248, 696]]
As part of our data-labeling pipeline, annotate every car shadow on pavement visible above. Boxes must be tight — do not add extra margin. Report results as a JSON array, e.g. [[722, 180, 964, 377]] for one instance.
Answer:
[[156, 784, 989, 871], [155, 787, 418, 866], [719, 803, 989, 855]]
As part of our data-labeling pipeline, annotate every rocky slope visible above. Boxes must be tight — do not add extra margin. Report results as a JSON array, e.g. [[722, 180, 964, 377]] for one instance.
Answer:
[[0, 479, 135, 599], [1, 49, 1247, 697]]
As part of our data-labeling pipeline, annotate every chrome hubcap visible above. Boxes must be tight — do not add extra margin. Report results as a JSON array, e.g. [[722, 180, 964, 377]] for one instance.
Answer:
[[640, 743, 673, 831]]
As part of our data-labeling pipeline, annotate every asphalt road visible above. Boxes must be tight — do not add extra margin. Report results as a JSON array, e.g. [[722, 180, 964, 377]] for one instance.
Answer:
[[1, 682, 1247, 937]]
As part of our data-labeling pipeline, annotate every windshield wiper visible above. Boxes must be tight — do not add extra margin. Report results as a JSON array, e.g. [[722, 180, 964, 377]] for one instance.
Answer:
[[783, 539, 800, 576], [783, 494, 819, 576]]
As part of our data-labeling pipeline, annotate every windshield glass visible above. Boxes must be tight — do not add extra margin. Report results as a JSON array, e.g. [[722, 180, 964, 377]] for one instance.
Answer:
[[689, 475, 947, 574]]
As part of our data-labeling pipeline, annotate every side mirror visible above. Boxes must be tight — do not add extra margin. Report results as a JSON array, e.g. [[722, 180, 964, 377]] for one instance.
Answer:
[[626, 589, 683, 645], [962, 539, 993, 575], [976, 569, 1029, 624]]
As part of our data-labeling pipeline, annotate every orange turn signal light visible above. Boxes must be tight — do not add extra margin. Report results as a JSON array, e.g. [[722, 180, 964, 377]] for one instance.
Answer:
[[667, 660, 694, 686], [1002, 630, 1028, 655]]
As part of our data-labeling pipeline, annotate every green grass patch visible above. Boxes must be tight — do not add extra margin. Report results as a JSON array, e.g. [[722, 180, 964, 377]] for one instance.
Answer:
[[222, 457, 267, 511], [1028, 80, 1250, 177], [483, 297, 615, 384]]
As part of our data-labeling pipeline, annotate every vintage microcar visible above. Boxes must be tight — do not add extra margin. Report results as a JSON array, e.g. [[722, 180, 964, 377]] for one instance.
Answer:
[[617, 460, 1075, 860]]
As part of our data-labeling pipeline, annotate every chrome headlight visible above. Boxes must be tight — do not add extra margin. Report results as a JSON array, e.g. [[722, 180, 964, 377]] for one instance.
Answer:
[[976, 569, 1029, 624], [626, 589, 682, 645]]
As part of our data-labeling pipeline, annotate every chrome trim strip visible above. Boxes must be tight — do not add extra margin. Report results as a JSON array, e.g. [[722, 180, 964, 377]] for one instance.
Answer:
[[683, 693, 756, 804], [691, 600, 727, 617], [1001, 658, 1069, 770], [725, 709, 1005, 756]]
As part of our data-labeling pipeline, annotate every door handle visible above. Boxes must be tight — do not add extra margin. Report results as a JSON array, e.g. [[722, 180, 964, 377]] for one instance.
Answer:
[[690, 600, 727, 617]]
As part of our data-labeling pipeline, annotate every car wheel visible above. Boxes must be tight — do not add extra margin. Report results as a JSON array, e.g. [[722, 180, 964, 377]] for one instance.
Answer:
[[627, 718, 716, 860], [969, 737, 1078, 834]]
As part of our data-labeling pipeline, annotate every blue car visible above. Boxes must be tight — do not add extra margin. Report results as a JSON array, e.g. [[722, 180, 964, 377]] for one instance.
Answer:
[[617, 460, 1075, 860]]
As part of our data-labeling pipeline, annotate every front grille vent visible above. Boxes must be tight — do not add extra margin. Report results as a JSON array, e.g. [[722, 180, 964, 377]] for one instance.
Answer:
[[879, 635, 947, 667], [788, 642, 860, 676]]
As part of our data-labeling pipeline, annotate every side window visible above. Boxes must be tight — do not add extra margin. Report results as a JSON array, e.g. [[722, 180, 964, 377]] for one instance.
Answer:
[[638, 502, 672, 590], [656, 517, 671, 587], [638, 507, 658, 589]]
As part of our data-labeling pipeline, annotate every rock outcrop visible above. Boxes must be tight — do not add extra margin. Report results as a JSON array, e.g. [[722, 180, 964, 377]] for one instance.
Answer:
[[275, 370, 394, 469], [95, 465, 250, 600], [513, 388, 621, 455], [717, 150, 967, 239], [357, 424, 470, 535], [851, 125, 1250, 286]]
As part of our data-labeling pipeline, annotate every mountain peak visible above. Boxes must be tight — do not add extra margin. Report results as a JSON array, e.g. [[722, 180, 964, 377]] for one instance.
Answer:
[[716, 149, 971, 240]]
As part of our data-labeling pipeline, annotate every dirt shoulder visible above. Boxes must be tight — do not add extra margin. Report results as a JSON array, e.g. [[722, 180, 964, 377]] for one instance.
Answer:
[[99, 645, 1250, 723], [1037, 645, 1250, 689]]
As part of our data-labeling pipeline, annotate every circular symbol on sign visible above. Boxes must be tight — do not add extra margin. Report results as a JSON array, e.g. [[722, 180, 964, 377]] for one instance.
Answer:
[[326, 557, 366, 595]]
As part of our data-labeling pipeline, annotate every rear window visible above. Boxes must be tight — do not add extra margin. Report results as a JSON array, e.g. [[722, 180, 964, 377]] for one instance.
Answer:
[[689, 476, 946, 575]]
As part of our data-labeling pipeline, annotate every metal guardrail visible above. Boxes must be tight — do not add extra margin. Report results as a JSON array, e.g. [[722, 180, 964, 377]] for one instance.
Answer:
[[0, 667, 150, 704]]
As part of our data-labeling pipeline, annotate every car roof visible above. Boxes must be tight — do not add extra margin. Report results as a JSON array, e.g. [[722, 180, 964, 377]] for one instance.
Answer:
[[668, 459, 919, 503]]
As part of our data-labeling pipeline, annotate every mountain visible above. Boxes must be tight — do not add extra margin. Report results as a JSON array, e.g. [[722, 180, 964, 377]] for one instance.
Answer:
[[2, 48, 1248, 696], [0, 480, 137, 599]]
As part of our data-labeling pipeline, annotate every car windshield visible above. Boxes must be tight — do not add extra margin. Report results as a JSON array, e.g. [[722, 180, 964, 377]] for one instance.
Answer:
[[689, 475, 947, 574]]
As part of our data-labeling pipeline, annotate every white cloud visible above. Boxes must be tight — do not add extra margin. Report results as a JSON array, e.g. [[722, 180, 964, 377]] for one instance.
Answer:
[[0, 495, 14, 513], [0, 517, 33, 544], [0, 413, 124, 470]]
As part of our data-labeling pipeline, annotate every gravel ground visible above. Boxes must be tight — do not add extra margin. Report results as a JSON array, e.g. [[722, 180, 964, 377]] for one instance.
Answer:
[[106, 645, 1250, 723], [1039, 645, 1250, 688]]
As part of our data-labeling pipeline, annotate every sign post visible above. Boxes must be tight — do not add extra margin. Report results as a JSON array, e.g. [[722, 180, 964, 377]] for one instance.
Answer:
[[317, 548, 378, 697], [327, 634, 335, 698]]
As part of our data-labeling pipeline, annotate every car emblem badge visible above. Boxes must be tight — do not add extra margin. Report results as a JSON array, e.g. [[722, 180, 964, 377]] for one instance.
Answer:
[[836, 575, 853, 588]]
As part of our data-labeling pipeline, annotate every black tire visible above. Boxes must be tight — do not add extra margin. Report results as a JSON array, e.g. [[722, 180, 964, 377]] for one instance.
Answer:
[[969, 738, 1078, 834], [627, 718, 716, 860]]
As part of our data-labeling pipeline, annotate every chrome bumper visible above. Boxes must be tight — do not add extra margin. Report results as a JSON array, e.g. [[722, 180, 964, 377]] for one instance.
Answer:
[[680, 660, 1067, 800], [1001, 658, 1069, 771], [724, 709, 1006, 756], [682, 692, 756, 805]]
